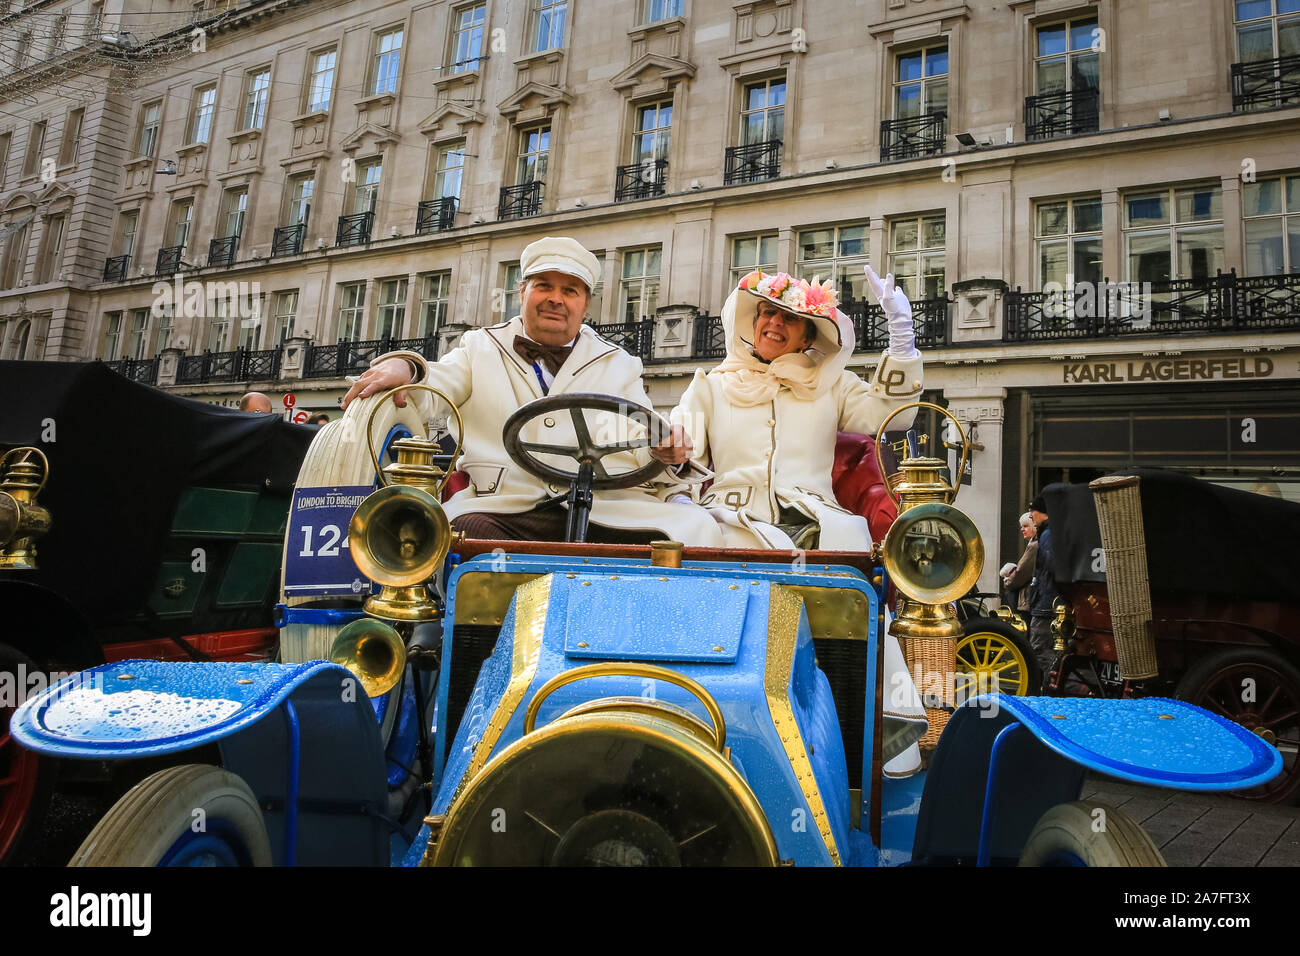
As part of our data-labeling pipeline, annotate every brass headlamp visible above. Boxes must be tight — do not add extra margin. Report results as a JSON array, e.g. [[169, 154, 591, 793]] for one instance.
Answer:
[[0, 447, 52, 571]]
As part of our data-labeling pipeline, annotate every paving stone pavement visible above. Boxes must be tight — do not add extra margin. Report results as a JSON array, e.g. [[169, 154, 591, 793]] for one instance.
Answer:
[[1080, 776, 1300, 867]]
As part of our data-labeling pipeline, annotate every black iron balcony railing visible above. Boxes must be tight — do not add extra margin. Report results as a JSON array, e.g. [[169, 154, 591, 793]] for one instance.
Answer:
[[103, 255, 130, 282], [1024, 87, 1100, 140], [1231, 54, 1300, 111], [336, 211, 374, 247], [1003, 270, 1300, 342], [692, 312, 725, 359], [175, 347, 283, 385], [155, 245, 187, 275], [272, 223, 306, 258], [724, 139, 781, 185], [839, 294, 951, 351], [243, 346, 281, 379], [593, 319, 654, 362], [103, 356, 157, 385], [880, 112, 947, 161], [208, 235, 239, 268], [416, 196, 458, 234], [497, 181, 543, 220], [615, 159, 667, 201], [303, 334, 439, 379]]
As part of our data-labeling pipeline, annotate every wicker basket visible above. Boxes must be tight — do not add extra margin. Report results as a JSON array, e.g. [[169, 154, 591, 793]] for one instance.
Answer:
[[1088, 474, 1159, 680], [903, 636, 956, 748]]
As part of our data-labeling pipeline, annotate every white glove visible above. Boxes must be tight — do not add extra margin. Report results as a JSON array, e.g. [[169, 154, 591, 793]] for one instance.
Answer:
[[999, 562, 1018, 578], [669, 493, 694, 505], [865, 265, 919, 359]]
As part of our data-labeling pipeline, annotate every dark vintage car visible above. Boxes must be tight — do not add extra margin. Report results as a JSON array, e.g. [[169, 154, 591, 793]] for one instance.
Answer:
[[1039, 469, 1300, 803], [0, 360, 315, 864]]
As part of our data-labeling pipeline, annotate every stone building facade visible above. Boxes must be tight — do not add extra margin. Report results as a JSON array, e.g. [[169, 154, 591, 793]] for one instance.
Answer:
[[2, 0, 1299, 584]]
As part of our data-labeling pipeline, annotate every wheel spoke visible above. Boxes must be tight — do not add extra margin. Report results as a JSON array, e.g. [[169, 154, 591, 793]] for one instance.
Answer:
[[1260, 709, 1300, 728], [568, 408, 596, 455], [592, 438, 649, 455], [520, 440, 582, 458]]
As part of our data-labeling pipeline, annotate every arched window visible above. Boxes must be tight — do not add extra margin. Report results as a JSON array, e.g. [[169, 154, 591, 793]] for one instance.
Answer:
[[13, 319, 31, 359]]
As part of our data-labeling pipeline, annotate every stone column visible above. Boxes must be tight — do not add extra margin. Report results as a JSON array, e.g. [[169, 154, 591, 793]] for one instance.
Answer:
[[156, 347, 184, 386], [942, 386, 1007, 595], [652, 304, 696, 361], [1221, 174, 1244, 273], [280, 335, 312, 379], [950, 277, 1008, 344]]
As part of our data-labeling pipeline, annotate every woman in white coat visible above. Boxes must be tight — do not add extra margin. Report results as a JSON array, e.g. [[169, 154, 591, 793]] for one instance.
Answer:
[[670, 265, 929, 774]]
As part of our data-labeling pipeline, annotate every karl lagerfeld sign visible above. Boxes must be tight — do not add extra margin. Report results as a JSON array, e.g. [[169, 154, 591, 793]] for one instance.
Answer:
[[1062, 356, 1275, 384]]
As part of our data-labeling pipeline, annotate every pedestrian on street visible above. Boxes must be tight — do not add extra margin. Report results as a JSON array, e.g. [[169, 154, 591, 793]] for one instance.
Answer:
[[1027, 493, 1057, 692], [1000, 511, 1037, 628]]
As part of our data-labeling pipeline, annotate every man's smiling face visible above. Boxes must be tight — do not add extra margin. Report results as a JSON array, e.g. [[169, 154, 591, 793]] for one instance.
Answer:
[[521, 270, 590, 345], [752, 301, 813, 362]]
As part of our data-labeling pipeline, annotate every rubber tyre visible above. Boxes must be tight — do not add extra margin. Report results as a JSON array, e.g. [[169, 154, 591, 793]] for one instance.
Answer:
[[1175, 645, 1300, 804], [1018, 801, 1166, 867], [70, 764, 272, 867], [955, 618, 1040, 699], [0, 643, 57, 866]]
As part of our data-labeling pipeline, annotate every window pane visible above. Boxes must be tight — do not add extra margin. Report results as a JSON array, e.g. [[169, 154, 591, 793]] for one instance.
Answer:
[[1175, 185, 1222, 222], [1037, 24, 1067, 57], [1039, 240, 1069, 287], [732, 236, 756, 267], [1237, 22, 1274, 61], [1282, 0, 1300, 14], [926, 48, 948, 76], [922, 217, 945, 248], [1289, 218, 1300, 270], [1072, 53, 1100, 90], [759, 235, 777, 264], [897, 51, 923, 83], [1236, 0, 1272, 19], [1126, 193, 1168, 227], [1128, 233, 1171, 283], [839, 226, 868, 256], [1245, 218, 1286, 275], [895, 84, 921, 119], [1069, 20, 1098, 51], [1073, 197, 1103, 233], [927, 78, 948, 114], [1177, 227, 1225, 278], [1037, 202, 1069, 236], [1281, 18, 1300, 56], [1073, 237, 1103, 286], [769, 81, 786, 106], [1244, 179, 1283, 216], [1035, 59, 1066, 93], [799, 228, 834, 261], [647, 248, 661, 274], [623, 249, 643, 277], [746, 83, 768, 111], [891, 220, 918, 251]]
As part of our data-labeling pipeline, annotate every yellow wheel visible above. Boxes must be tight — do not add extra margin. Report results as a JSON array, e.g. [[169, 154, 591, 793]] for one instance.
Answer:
[[955, 619, 1039, 699]]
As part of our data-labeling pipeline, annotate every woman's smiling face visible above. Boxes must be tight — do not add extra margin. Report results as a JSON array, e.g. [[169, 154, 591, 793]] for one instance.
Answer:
[[752, 301, 813, 361]]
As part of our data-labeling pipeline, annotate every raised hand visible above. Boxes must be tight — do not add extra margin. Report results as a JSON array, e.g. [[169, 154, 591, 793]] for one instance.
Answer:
[[341, 357, 416, 409], [864, 264, 894, 305]]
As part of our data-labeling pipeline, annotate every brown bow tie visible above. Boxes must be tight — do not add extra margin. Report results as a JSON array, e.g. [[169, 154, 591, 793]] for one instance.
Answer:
[[513, 335, 573, 376]]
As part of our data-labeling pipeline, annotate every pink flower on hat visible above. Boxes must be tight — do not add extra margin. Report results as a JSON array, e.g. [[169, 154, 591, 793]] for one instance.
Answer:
[[803, 277, 838, 316]]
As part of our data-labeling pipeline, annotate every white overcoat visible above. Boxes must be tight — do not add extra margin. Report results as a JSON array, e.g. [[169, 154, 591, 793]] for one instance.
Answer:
[[375, 316, 722, 546]]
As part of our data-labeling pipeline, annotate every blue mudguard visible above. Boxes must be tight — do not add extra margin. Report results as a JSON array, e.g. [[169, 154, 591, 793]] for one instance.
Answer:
[[12, 660, 391, 866], [912, 694, 1283, 864]]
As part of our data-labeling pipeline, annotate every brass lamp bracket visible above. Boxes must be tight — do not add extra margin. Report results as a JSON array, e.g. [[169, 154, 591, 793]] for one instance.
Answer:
[[365, 384, 467, 496]]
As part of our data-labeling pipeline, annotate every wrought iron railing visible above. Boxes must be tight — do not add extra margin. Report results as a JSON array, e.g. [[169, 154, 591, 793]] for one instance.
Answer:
[[692, 312, 725, 359], [303, 334, 438, 379], [336, 211, 374, 247], [1231, 54, 1300, 111], [615, 160, 667, 201], [175, 347, 283, 384], [155, 245, 187, 275], [839, 295, 951, 351], [103, 255, 130, 282], [243, 347, 281, 379], [208, 235, 239, 268], [1003, 270, 1300, 341], [593, 319, 654, 361], [272, 223, 306, 257], [416, 197, 458, 234], [103, 356, 157, 384], [497, 181, 543, 220], [724, 139, 781, 185], [1024, 87, 1100, 140], [880, 112, 947, 161]]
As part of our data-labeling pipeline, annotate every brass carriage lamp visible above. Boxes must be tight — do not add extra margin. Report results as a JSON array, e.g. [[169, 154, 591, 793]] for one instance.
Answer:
[[0, 447, 52, 571], [875, 405, 984, 749]]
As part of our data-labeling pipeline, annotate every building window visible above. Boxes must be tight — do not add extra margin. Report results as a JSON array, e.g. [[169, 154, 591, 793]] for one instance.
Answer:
[[888, 215, 946, 300], [2, 220, 30, 288], [221, 187, 249, 238], [137, 102, 161, 158], [168, 200, 194, 249], [288, 172, 314, 225], [894, 45, 948, 120], [631, 101, 672, 164], [1034, 16, 1099, 96], [22, 120, 46, 177], [1035, 197, 1103, 290], [58, 108, 84, 167], [530, 0, 567, 52], [337, 282, 367, 340], [729, 233, 778, 291], [377, 277, 408, 339], [740, 78, 784, 146], [450, 4, 486, 73], [644, 0, 683, 23], [516, 125, 549, 187], [1124, 184, 1224, 283], [502, 263, 522, 319], [306, 48, 336, 113], [156, 305, 175, 351], [371, 27, 404, 96], [127, 308, 150, 359], [188, 85, 216, 144], [241, 69, 271, 130], [0, 132, 11, 190], [1235, 0, 1300, 63], [433, 143, 465, 199], [272, 291, 298, 343], [354, 159, 382, 213], [1243, 175, 1300, 275], [419, 272, 451, 337], [116, 209, 139, 258], [101, 312, 123, 360], [238, 300, 262, 349], [620, 247, 661, 322], [796, 224, 870, 301], [36, 213, 65, 283], [207, 299, 230, 352], [49, 14, 68, 56]]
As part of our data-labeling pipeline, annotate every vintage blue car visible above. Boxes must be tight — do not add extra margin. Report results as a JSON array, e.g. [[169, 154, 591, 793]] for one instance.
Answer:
[[9, 391, 1283, 866]]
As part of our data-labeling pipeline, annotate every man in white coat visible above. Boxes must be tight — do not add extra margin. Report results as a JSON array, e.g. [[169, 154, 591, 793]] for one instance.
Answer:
[[341, 236, 720, 546]]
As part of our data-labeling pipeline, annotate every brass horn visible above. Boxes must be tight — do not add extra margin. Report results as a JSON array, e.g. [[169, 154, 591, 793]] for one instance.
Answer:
[[349, 483, 452, 623], [329, 617, 407, 698], [0, 447, 52, 571]]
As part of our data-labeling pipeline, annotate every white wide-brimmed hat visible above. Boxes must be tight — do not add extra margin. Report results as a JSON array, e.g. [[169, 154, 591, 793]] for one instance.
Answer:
[[520, 236, 601, 291], [730, 270, 854, 358]]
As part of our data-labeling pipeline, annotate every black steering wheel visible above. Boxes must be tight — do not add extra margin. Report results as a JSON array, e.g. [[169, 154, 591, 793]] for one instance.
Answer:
[[502, 394, 672, 542]]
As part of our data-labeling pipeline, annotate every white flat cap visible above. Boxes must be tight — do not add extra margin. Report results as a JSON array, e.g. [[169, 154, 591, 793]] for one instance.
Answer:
[[520, 236, 600, 291]]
